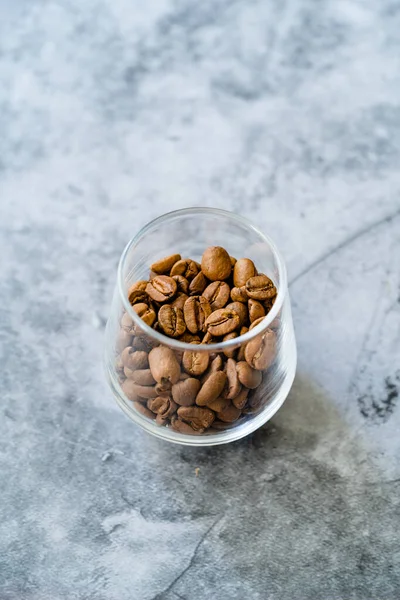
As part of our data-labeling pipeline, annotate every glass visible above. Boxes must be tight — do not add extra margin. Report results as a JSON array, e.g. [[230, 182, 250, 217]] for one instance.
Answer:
[[104, 208, 297, 446]]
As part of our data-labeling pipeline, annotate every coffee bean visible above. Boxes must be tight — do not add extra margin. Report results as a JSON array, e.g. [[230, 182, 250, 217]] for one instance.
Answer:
[[249, 316, 265, 330], [171, 417, 202, 435], [182, 349, 209, 376], [172, 378, 201, 406], [202, 281, 230, 311], [232, 387, 248, 409], [132, 303, 157, 327], [264, 295, 277, 313], [158, 305, 186, 338], [216, 403, 241, 423], [179, 332, 201, 343], [134, 401, 156, 419], [248, 299, 265, 323], [129, 369, 156, 386], [177, 406, 215, 430], [127, 281, 148, 304], [172, 275, 189, 294], [223, 358, 242, 400], [230, 286, 248, 303], [155, 380, 172, 395], [121, 348, 148, 370], [120, 312, 135, 335], [170, 292, 188, 310], [244, 329, 276, 370], [183, 296, 212, 334], [148, 346, 181, 384], [205, 308, 240, 336], [230, 256, 237, 267], [211, 419, 238, 430], [201, 354, 223, 383], [196, 371, 227, 406], [147, 396, 178, 419], [222, 331, 238, 359], [246, 275, 277, 301], [233, 258, 256, 287], [207, 396, 230, 412], [236, 361, 262, 389], [189, 271, 208, 295], [170, 259, 199, 280], [146, 276, 177, 303], [201, 246, 232, 281], [128, 289, 148, 306], [150, 254, 181, 274], [226, 302, 248, 327], [116, 330, 133, 352], [121, 379, 141, 401]]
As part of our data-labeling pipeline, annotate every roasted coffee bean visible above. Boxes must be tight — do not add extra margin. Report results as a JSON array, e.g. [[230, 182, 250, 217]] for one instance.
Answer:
[[202, 281, 230, 311], [222, 331, 238, 359], [180, 372, 191, 380], [205, 308, 240, 336], [121, 312, 135, 334], [230, 286, 248, 303], [172, 275, 189, 294], [223, 358, 242, 400], [146, 276, 177, 302], [170, 259, 199, 280], [147, 396, 178, 419], [126, 382, 158, 399], [115, 355, 125, 376], [179, 332, 201, 343], [233, 258, 256, 287], [121, 379, 142, 401], [158, 305, 186, 338], [170, 292, 188, 310], [184, 296, 212, 334], [216, 403, 241, 423], [230, 256, 237, 267], [155, 380, 172, 395], [232, 387, 248, 409], [201, 355, 223, 383], [127, 281, 148, 304], [172, 378, 201, 406], [246, 275, 277, 301], [121, 348, 148, 370], [226, 302, 248, 327], [132, 303, 157, 327], [202, 331, 217, 344], [189, 271, 207, 295], [150, 254, 181, 274], [182, 349, 209, 376], [207, 396, 230, 412], [196, 371, 227, 406], [248, 299, 265, 323], [244, 329, 276, 370], [236, 361, 262, 389], [201, 246, 232, 281], [128, 289, 149, 306], [116, 330, 133, 352], [177, 406, 215, 430], [264, 295, 277, 313], [148, 346, 181, 384], [249, 316, 265, 330], [134, 401, 156, 419], [170, 417, 202, 435], [130, 369, 156, 386]]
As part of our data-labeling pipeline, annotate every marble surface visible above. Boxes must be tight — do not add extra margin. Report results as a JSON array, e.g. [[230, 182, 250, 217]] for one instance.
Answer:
[[1, 0, 400, 598]]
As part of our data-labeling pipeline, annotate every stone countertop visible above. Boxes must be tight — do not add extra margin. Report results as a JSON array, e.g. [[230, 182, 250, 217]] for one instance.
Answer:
[[1, 1, 400, 598]]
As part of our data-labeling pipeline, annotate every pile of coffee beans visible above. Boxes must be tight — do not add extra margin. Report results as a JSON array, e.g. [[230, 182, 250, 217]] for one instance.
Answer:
[[116, 246, 278, 434]]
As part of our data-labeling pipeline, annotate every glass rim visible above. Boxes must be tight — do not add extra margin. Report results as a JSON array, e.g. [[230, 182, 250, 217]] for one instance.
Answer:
[[117, 207, 287, 353]]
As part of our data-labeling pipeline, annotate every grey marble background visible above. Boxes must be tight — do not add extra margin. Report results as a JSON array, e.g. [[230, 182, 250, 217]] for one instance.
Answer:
[[1, 0, 400, 598]]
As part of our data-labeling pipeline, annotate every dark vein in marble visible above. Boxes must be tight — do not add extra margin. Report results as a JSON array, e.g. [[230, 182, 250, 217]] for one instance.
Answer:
[[151, 515, 223, 600], [290, 205, 400, 285]]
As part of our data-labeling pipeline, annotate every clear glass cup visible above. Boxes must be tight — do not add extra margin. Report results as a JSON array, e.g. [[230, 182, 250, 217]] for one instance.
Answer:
[[104, 208, 297, 446]]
